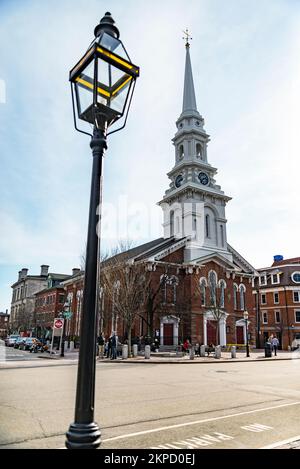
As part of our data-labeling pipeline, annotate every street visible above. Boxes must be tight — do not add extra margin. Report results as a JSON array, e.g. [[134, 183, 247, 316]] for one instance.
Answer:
[[1, 359, 300, 449]]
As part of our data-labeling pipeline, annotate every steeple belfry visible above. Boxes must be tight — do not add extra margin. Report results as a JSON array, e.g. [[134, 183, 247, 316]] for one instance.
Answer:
[[158, 33, 233, 263]]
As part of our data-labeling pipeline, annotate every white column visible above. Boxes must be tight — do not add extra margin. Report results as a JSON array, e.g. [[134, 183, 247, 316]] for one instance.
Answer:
[[219, 316, 227, 346], [203, 315, 207, 346], [160, 319, 164, 346], [174, 320, 179, 346]]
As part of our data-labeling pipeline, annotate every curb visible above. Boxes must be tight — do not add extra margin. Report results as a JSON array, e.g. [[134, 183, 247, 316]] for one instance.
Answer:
[[98, 356, 300, 364]]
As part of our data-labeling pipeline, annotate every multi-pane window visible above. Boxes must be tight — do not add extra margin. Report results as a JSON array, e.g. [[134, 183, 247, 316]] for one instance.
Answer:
[[261, 293, 267, 304], [219, 280, 226, 308], [262, 312, 268, 324], [275, 311, 281, 323], [272, 274, 280, 284], [260, 276, 267, 286], [295, 311, 300, 323], [200, 279, 207, 306], [208, 271, 217, 306], [293, 291, 300, 303], [274, 292, 279, 304], [233, 285, 238, 310], [239, 285, 246, 311]]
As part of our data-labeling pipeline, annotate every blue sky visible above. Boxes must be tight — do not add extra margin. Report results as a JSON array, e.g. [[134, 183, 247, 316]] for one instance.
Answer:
[[1, 0, 300, 312]]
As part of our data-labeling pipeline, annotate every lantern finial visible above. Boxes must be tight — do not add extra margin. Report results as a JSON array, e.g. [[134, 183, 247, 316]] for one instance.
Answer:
[[94, 12, 120, 39]]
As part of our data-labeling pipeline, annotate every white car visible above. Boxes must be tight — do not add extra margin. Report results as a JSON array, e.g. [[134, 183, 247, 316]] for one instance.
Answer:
[[292, 334, 300, 351], [5, 335, 20, 347]]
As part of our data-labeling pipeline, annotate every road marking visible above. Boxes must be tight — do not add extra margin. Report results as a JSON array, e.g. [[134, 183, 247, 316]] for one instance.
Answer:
[[260, 434, 300, 449], [241, 423, 273, 433], [102, 401, 300, 443]]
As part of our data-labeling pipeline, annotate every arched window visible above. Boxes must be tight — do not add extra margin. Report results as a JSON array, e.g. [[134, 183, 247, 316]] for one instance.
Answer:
[[200, 278, 207, 306], [218, 280, 226, 308], [162, 275, 179, 304], [208, 270, 217, 306], [179, 145, 184, 159], [233, 284, 238, 310], [220, 225, 225, 247], [205, 214, 210, 238], [170, 211, 174, 237], [239, 284, 246, 311], [196, 143, 202, 159]]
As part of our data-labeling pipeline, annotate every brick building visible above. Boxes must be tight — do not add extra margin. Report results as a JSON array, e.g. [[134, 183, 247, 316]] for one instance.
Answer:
[[254, 255, 300, 350], [0, 311, 10, 338], [33, 268, 81, 338]]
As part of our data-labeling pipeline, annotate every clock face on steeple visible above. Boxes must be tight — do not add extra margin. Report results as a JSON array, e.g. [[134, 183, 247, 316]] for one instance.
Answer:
[[198, 172, 209, 186], [175, 174, 184, 188]]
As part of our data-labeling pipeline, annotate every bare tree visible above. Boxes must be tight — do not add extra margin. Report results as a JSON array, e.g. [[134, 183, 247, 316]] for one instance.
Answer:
[[101, 246, 147, 356]]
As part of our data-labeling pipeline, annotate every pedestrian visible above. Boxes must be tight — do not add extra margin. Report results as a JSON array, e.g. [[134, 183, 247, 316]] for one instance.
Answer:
[[106, 336, 112, 358], [183, 339, 190, 355], [97, 332, 105, 359], [271, 336, 279, 356], [110, 331, 118, 360]]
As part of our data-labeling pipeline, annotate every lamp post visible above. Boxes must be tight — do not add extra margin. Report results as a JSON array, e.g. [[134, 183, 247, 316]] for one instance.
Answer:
[[243, 310, 250, 357], [65, 12, 139, 450], [60, 300, 72, 358]]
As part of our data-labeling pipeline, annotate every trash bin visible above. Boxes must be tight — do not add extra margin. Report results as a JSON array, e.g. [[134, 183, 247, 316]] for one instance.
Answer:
[[264, 342, 272, 358]]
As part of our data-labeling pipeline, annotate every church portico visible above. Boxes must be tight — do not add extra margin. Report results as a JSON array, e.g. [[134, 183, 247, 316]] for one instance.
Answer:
[[203, 311, 228, 346]]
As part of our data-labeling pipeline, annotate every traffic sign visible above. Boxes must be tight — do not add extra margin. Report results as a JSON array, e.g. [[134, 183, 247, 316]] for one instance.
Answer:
[[63, 312, 73, 320], [54, 318, 64, 329]]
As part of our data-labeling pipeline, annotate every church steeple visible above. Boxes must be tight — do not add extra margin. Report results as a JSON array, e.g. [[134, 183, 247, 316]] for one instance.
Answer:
[[182, 38, 198, 116], [158, 33, 233, 263]]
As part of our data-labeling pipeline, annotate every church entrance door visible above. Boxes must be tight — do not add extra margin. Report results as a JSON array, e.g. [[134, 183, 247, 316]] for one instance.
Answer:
[[163, 324, 174, 345], [207, 321, 217, 345], [236, 326, 244, 344]]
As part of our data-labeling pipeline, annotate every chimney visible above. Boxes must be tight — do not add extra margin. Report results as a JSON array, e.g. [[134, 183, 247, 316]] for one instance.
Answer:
[[20, 268, 28, 279], [72, 268, 81, 277], [18, 271, 22, 281], [40, 265, 49, 276]]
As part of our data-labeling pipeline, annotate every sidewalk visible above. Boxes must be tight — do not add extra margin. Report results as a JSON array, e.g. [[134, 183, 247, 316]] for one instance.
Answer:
[[98, 348, 300, 364]]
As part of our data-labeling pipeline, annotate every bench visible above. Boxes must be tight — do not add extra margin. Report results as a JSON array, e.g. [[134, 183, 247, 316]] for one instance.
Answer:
[[205, 346, 215, 356]]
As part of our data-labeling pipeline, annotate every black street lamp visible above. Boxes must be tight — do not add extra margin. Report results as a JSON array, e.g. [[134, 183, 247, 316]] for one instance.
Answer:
[[243, 310, 250, 357], [65, 12, 139, 450], [60, 300, 71, 358]]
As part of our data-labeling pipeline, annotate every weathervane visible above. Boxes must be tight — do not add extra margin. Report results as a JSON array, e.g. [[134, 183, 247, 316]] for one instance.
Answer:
[[182, 28, 192, 48]]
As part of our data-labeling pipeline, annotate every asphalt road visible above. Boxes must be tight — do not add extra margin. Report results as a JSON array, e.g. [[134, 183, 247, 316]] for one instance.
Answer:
[[1, 360, 300, 449]]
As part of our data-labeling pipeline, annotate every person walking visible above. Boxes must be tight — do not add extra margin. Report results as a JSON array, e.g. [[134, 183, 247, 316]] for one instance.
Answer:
[[106, 336, 112, 359], [271, 336, 279, 356], [97, 332, 105, 359], [110, 331, 118, 360]]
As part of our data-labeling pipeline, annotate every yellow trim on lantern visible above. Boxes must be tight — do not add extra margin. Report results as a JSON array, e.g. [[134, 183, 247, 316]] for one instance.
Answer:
[[75, 77, 111, 98], [97, 47, 134, 71], [112, 76, 132, 96]]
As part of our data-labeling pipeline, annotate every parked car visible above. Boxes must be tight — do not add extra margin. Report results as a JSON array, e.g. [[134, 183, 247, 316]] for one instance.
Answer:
[[14, 337, 26, 349], [5, 335, 20, 347], [292, 334, 300, 351]]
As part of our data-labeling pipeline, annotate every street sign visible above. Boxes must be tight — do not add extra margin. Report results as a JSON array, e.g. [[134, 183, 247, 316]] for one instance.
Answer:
[[63, 312, 73, 320], [54, 318, 64, 329]]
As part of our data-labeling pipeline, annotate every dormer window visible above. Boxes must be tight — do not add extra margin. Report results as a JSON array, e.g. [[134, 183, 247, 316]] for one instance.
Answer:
[[259, 275, 267, 286]]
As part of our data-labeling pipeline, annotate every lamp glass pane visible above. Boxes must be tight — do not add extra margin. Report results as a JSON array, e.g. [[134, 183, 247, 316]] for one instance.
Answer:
[[97, 32, 130, 61], [75, 61, 94, 115], [97, 60, 132, 113]]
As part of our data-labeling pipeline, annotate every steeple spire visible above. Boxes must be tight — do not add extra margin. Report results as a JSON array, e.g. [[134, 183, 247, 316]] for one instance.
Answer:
[[182, 30, 198, 115]]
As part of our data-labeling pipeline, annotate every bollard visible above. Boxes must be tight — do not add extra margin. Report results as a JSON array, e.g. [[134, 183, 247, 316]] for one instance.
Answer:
[[133, 344, 138, 357], [69, 341, 74, 352], [122, 344, 128, 360], [64, 340, 69, 352], [215, 345, 221, 359], [145, 345, 151, 359], [231, 346, 236, 359], [189, 346, 195, 360], [288, 345, 291, 352], [200, 345, 206, 357]]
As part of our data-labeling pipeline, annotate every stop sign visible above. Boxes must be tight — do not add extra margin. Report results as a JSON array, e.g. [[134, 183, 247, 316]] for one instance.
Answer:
[[54, 319, 64, 329]]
